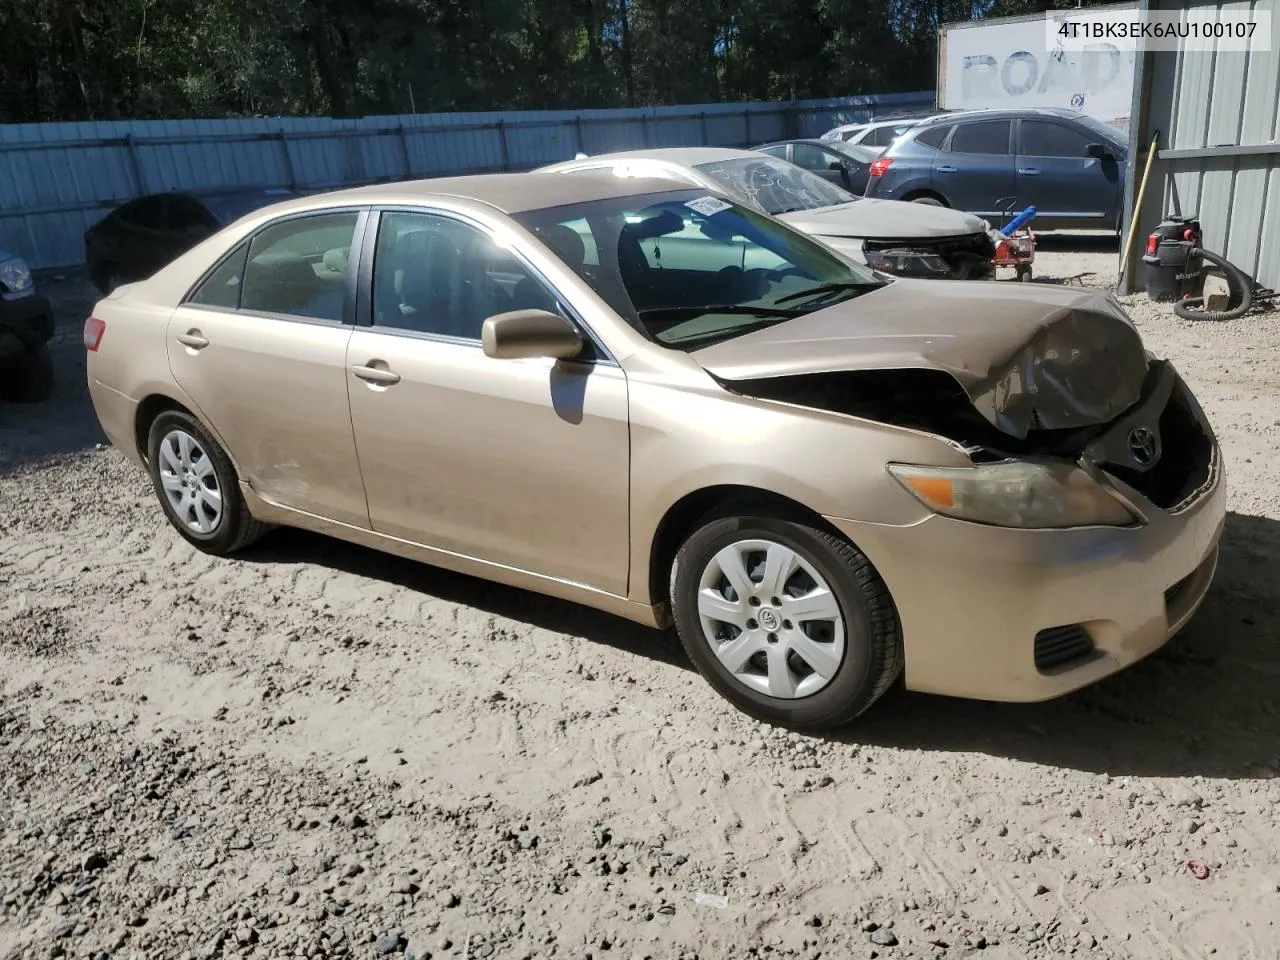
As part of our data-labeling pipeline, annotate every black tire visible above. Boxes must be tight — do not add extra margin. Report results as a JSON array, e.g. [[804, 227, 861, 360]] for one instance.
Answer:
[[146, 409, 268, 555], [0, 343, 54, 403], [670, 513, 903, 731], [910, 196, 944, 206]]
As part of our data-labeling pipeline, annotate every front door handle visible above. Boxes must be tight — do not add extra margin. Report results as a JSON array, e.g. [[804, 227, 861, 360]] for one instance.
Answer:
[[1018, 167, 1041, 175], [935, 165, 957, 173], [175, 330, 209, 350], [351, 364, 401, 386]]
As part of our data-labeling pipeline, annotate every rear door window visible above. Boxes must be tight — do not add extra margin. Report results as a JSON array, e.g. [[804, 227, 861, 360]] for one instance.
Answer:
[[1020, 120, 1094, 158], [865, 126, 901, 147], [792, 144, 836, 171], [948, 120, 1012, 155], [914, 125, 951, 149], [238, 212, 359, 322], [188, 243, 249, 308]]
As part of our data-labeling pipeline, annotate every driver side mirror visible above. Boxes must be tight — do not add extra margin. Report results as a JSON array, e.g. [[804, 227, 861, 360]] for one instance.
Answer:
[[482, 308, 584, 361], [1085, 142, 1111, 160], [828, 159, 844, 171]]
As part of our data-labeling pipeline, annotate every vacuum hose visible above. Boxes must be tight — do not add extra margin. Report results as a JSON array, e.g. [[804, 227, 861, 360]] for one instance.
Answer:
[[1174, 247, 1254, 321]]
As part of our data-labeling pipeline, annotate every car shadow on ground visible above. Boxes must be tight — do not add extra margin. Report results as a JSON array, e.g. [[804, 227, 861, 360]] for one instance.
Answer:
[[249, 510, 1280, 782], [1031, 231, 1120, 254], [243, 528, 692, 671], [845, 510, 1280, 781]]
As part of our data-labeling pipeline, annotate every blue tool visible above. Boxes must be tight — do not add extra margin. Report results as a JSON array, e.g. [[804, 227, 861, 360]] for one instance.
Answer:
[[999, 205, 1038, 236]]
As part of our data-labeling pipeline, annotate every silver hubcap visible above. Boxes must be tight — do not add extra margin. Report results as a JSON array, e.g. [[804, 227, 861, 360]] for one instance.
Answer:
[[158, 429, 222, 535], [696, 539, 846, 699]]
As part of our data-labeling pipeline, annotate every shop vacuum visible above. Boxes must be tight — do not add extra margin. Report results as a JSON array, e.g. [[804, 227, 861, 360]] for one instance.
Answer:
[[1142, 214, 1275, 321]]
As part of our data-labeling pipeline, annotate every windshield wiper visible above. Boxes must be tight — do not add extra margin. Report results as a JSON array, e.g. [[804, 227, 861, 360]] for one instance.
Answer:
[[772, 281, 882, 305], [636, 304, 806, 319], [665, 315, 800, 348]]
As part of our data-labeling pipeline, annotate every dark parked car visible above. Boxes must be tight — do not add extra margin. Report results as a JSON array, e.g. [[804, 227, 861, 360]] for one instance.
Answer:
[[754, 139, 883, 196], [85, 187, 299, 294], [862, 108, 1129, 230], [0, 247, 55, 403]]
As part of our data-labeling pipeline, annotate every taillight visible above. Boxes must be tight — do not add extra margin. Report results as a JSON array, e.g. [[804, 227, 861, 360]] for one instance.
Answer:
[[1145, 233, 1159, 256], [868, 157, 894, 178], [84, 316, 106, 351]]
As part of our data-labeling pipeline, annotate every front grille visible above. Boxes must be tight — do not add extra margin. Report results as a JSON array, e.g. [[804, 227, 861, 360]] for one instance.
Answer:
[[863, 231, 995, 280], [1034, 625, 1096, 673], [1103, 382, 1214, 510]]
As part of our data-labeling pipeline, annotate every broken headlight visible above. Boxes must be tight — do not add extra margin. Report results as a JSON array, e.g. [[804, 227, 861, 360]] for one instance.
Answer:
[[863, 248, 951, 276], [887, 460, 1139, 529], [0, 256, 34, 298]]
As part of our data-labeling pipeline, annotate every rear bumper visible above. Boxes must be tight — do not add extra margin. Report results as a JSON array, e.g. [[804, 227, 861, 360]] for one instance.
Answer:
[[823, 446, 1226, 703], [87, 378, 144, 468], [0, 293, 54, 362]]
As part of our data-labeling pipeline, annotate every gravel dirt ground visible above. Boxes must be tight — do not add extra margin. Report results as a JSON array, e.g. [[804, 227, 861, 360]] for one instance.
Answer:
[[2, 239, 1279, 960]]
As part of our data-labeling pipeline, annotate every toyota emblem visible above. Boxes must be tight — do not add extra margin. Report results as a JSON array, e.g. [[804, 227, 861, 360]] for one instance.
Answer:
[[1126, 425, 1160, 468]]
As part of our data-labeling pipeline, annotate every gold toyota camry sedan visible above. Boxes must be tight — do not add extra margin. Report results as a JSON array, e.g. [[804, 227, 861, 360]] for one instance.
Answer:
[[85, 172, 1225, 731]]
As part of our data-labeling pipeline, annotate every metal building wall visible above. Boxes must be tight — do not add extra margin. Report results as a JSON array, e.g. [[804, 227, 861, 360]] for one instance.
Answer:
[[1121, 0, 1280, 293], [0, 92, 934, 270]]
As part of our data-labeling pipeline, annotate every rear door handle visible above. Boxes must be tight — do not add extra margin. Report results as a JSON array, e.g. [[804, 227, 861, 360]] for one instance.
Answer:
[[175, 330, 209, 349], [935, 165, 957, 173], [1018, 167, 1041, 175], [351, 364, 401, 386]]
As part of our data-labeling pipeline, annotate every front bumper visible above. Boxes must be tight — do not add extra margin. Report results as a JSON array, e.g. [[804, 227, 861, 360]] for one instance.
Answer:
[[0, 293, 54, 363], [825, 450, 1224, 702]]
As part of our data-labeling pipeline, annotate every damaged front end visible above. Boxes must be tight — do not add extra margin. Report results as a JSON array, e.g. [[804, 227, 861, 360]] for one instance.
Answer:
[[861, 232, 995, 281], [694, 280, 1219, 517], [722, 359, 1217, 515]]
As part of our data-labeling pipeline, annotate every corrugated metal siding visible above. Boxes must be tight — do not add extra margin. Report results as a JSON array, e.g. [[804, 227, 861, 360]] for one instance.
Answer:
[[0, 92, 933, 269], [1129, 0, 1280, 292]]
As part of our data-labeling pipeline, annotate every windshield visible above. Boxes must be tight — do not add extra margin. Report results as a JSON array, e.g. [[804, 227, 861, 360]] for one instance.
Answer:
[[512, 190, 884, 350], [1074, 114, 1130, 148], [692, 156, 856, 215]]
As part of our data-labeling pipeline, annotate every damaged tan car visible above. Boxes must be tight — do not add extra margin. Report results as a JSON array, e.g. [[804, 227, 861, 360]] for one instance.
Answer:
[[85, 173, 1225, 730]]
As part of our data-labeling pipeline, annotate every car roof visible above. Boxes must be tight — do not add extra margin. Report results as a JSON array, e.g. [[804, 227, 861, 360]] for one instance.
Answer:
[[913, 106, 1096, 125], [545, 147, 760, 168], [199, 171, 703, 218]]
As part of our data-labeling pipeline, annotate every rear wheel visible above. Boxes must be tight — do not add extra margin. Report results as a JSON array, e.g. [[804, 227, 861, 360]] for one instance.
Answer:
[[0, 343, 54, 403], [670, 512, 902, 731], [146, 410, 268, 555], [910, 196, 944, 206]]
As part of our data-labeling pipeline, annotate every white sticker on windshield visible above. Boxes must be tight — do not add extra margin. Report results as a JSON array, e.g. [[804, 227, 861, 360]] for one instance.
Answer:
[[685, 196, 733, 217]]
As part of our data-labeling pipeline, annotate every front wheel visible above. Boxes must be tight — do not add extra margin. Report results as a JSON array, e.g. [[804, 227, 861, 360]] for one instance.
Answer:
[[146, 410, 268, 555], [670, 514, 903, 731]]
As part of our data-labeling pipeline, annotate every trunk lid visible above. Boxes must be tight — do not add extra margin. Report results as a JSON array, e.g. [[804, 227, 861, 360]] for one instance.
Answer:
[[691, 278, 1149, 440]]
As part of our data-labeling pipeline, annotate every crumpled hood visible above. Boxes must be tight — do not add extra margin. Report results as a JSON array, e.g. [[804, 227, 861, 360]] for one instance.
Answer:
[[779, 199, 988, 241], [692, 278, 1150, 439]]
